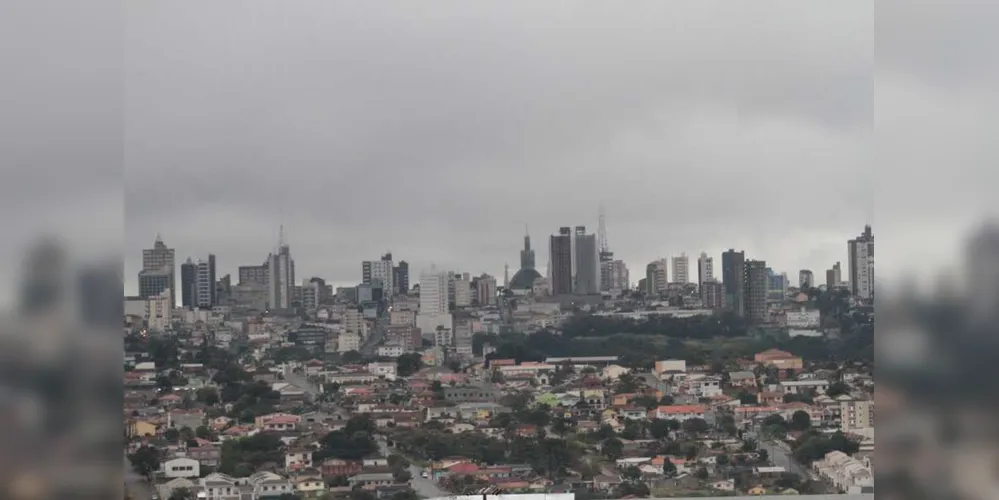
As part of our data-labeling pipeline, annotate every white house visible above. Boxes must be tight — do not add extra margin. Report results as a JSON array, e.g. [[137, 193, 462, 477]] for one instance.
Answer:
[[162, 457, 200, 479]]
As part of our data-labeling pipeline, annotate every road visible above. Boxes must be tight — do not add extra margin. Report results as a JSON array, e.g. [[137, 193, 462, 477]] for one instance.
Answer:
[[124, 453, 154, 499], [377, 436, 450, 498], [761, 439, 810, 479]]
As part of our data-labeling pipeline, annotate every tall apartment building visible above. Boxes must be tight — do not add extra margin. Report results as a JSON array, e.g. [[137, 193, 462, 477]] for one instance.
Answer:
[[180, 258, 196, 308], [549, 227, 573, 296], [671, 253, 690, 284], [848, 225, 875, 300], [238, 263, 268, 285], [362, 257, 394, 298], [600, 260, 629, 295], [799, 269, 814, 289], [142, 235, 176, 306], [573, 226, 600, 295], [721, 249, 746, 316], [301, 279, 324, 312], [744, 260, 769, 323], [767, 268, 788, 301], [697, 252, 714, 289], [267, 244, 295, 310], [195, 254, 217, 309], [417, 267, 452, 335], [475, 274, 497, 306], [645, 259, 668, 297], [701, 280, 725, 309], [452, 274, 472, 307], [394, 260, 409, 294]]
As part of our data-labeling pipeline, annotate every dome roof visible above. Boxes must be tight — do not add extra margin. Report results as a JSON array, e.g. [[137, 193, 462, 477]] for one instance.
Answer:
[[509, 267, 542, 289]]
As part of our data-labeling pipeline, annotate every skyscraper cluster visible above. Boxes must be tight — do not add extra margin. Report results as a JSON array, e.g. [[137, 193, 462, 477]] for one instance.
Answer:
[[548, 225, 604, 296]]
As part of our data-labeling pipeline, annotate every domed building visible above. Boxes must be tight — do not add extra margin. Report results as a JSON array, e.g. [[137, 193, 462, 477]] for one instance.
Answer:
[[509, 230, 542, 290]]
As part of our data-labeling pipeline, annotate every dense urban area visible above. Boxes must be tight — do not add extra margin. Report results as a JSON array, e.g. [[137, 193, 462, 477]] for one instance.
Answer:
[[124, 224, 875, 500]]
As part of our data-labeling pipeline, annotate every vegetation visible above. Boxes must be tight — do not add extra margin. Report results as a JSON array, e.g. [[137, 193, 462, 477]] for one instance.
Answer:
[[219, 433, 284, 476], [128, 445, 161, 480], [791, 431, 861, 464], [313, 416, 379, 461]]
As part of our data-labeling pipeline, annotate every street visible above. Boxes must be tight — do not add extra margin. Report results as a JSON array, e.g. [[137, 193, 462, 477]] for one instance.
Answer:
[[761, 439, 811, 479], [408, 464, 449, 499]]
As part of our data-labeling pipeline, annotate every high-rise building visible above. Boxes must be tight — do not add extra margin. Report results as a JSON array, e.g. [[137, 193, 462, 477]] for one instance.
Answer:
[[549, 227, 573, 296], [848, 225, 875, 300], [744, 260, 769, 322], [701, 280, 725, 309], [195, 254, 217, 309], [138, 268, 171, 300], [267, 233, 295, 310], [601, 260, 629, 294], [672, 253, 690, 284], [301, 279, 323, 312], [394, 260, 409, 294], [766, 267, 788, 301], [180, 258, 196, 308], [573, 226, 600, 295], [362, 258, 394, 298], [645, 259, 668, 297], [142, 235, 176, 306], [453, 274, 472, 308], [238, 262, 268, 285], [476, 274, 497, 306], [721, 249, 746, 317], [799, 269, 814, 289], [697, 252, 714, 289], [417, 267, 452, 335]]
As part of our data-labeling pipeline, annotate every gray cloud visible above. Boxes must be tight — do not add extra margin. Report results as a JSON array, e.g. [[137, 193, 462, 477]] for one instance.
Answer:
[[124, 1, 874, 290]]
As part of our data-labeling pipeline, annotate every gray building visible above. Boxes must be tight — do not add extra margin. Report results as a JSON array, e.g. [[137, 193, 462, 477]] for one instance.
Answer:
[[180, 258, 196, 308], [138, 268, 171, 300], [195, 254, 217, 309], [238, 262, 268, 285], [721, 249, 745, 317], [549, 227, 573, 296], [744, 259, 769, 323], [142, 235, 175, 306], [573, 226, 600, 295]]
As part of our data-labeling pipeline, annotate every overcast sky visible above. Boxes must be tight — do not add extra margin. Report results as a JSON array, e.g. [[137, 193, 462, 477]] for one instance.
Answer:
[[121, 1, 876, 293], [7, 1, 996, 305]]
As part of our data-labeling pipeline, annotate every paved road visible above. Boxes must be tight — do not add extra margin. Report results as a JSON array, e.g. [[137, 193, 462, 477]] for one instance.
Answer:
[[408, 464, 449, 499], [761, 439, 810, 479]]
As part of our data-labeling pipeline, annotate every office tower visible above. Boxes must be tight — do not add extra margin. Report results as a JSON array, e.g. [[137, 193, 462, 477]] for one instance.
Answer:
[[744, 260, 769, 322], [645, 259, 668, 297], [825, 268, 836, 288], [966, 222, 999, 325], [267, 229, 295, 310], [510, 230, 544, 290], [520, 229, 536, 269], [142, 235, 176, 306], [573, 226, 600, 295], [180, 258, 196, 308], [848, 225, 875, 300], [697, 252, 714, 289], [238, 262, 268, 285], [672, 253, 690, 284], [601, 260, 629, 294], [138, 268, 171, 300], [549, 227, 573, 295], [833, 261, 843, 284], [394, 260, 409, 294], [195, 254, 216, 309], [721, 249, 746, 316], [476, 274, 497, 306], [702, 280, 725, 309], [799, 269, 814, 289], [18, 238, 67, 315]]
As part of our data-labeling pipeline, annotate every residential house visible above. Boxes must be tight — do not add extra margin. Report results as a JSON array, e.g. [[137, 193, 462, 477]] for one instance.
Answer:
[[728, 371, 757, 389], [753, 349, 804, 370], [651, 405, 707, 422], [162, 457, 200, 479], [200, 472, 242, 500], [321, 458, 363, 478], [248, 471, 295, 498], [187, 444, 222, 468], [348, 472, 396, 490], [285, 449, 313, 470]]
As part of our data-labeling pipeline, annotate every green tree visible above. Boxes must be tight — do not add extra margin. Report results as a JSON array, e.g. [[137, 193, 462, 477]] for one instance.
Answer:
[[790, 410, 812, 432], [622, 465, 642, 482], [128, 445, 160, 480], [601, 437, 624, 461], [662, 458, 677, 477], [395, 353, 423, 378], [694, 467, 709, 480], [169, 487, 196, 500], [164, 427, 180, 442]]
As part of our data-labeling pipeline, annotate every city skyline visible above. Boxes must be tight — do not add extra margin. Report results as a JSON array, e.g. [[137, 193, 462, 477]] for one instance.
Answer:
[[123, 222, 871, 300]]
